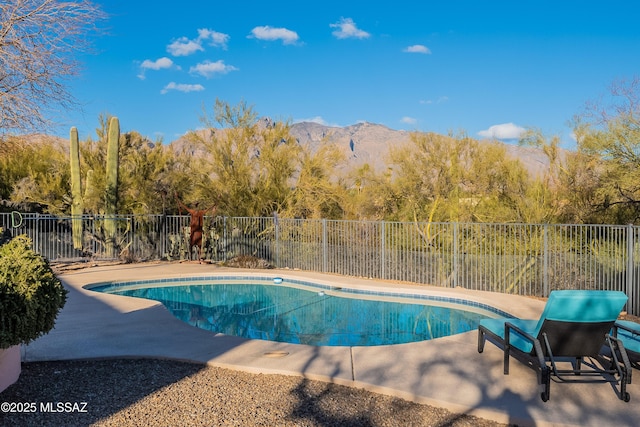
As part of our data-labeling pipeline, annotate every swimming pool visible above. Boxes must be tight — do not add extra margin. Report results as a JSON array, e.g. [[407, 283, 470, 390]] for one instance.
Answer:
[[89, 275, 513, 347]]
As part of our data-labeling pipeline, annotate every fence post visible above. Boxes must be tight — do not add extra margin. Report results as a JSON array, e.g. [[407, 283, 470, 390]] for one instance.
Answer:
[[273, 212, 279, 267], [452, 222, 458, 288], [627, 224, 635, 314], [380, 221, 386, 280], [543, 224, 549, 297], [33, 213, 39, 253], [322, 219, 328, 273], [129, 216, 134, 259], [223, 216, 228, 262], [162, 214, 167, 260]]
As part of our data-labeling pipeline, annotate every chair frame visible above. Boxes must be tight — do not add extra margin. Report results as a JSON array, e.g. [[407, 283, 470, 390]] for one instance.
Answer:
[[612, 320, 640, 369], [479, 317, 632, 402]]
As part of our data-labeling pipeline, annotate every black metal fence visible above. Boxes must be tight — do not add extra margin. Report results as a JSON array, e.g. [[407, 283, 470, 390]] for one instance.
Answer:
[[2, 212, 638, 315]]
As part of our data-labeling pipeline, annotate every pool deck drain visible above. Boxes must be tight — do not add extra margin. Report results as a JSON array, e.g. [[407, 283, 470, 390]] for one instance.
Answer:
[[23, 262, 640, 427]]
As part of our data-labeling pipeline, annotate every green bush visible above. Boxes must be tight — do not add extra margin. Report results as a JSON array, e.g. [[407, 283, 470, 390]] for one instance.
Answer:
[[0, 235, 67, 349]]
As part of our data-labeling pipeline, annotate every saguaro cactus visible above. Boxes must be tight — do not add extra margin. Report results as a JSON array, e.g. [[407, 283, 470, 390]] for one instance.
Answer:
[[104, 116, 120, 258], [69, 127, 84, 250], [84, 170, 95, 202]]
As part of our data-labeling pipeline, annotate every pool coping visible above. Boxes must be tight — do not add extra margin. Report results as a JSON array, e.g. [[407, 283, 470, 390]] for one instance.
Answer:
[[23, 262, 640, 427]]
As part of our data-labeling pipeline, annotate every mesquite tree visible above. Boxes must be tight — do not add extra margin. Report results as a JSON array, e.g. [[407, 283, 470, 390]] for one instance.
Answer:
[[0, 0, 105, 134]]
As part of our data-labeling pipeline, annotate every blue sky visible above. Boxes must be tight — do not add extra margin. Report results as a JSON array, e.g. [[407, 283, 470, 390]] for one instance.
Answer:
[[60, 1, 640, 145]]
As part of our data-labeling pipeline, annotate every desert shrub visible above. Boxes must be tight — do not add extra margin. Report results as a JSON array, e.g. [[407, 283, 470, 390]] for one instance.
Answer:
[[224, 255, 272, 269], [0, 235, 67, 348]]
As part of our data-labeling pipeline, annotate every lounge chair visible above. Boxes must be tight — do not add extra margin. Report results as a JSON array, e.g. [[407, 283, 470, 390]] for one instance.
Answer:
[[613, 320, 640, 367], [477, 290, 632, 402]]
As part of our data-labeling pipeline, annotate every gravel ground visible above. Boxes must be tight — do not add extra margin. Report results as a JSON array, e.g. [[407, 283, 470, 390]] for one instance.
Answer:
[[1, 358, 511, 427]]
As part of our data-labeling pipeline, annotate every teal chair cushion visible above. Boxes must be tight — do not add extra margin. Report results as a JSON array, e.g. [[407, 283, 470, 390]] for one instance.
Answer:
[[616, 320, 640, 355], [479, 318, 539, 353], [539, 290, 627, 323], [480, 290, 628, 354]]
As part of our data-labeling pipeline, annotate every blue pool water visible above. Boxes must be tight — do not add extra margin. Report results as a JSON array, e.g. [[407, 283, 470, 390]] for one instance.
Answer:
[[90, 276, 512, 347]]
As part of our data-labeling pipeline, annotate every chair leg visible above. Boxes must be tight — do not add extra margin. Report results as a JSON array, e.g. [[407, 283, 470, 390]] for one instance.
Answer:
[[504, 325, 511, 374], [503, 344, 511, 375], [540, 366, 551, 402], [477, 328, 486, 353], [620, 369, 631, 402], [608, 335, 632, 402]]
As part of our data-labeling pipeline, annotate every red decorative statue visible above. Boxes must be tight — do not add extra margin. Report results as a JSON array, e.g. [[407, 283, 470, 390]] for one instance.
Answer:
[[175, 193, 216, 262]]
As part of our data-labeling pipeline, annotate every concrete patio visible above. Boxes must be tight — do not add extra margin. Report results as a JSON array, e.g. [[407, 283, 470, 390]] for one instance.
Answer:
[[22, 262, 640, 426]]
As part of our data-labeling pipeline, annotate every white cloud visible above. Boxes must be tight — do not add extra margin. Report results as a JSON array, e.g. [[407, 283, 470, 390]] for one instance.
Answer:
[[197, 28, 230, 50], [330, 18, 370, 39], [403, 44, 431, 54], [478, 123, 526, 140], [249, 26, 299, 45], [137, 57, 174, 79], [167, 37, 204, 56], [304, 116, 328, 125], [160, 82, 205, 94], [401, 116, 418, 125], [293, 116, 344, 127], [167, 28, 231, 56], [189, 60, 238, 78], [294, 116, 326, 125], [141, 57, 174, 70]]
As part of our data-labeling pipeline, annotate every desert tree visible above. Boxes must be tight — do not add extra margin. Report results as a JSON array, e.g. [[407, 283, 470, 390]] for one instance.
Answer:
[[2, 136, 69, 213], [347, 163, 401, 221], [520, 128, 604, 224], [0, 0, 105, 134], [186, 99, 303, 217], [286, 141, 347, 219], [572, 76, 640, 223], [382, 131, 538, 223]]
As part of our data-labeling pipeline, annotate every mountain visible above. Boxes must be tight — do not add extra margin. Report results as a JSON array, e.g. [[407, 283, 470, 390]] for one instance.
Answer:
[[288, 121, 554, 176], [169, 120, 557, 177], [289, 121, 410, 172]]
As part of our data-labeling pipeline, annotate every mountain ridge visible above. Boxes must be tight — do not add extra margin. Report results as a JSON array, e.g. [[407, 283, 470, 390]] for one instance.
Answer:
[[286, 121, 552, 176]]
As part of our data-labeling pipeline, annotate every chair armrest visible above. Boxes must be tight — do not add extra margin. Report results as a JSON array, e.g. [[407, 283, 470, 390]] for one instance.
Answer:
[[505, 321, 547, 370], [505, 321, 538, 344], [614, 322, 640, 337]]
